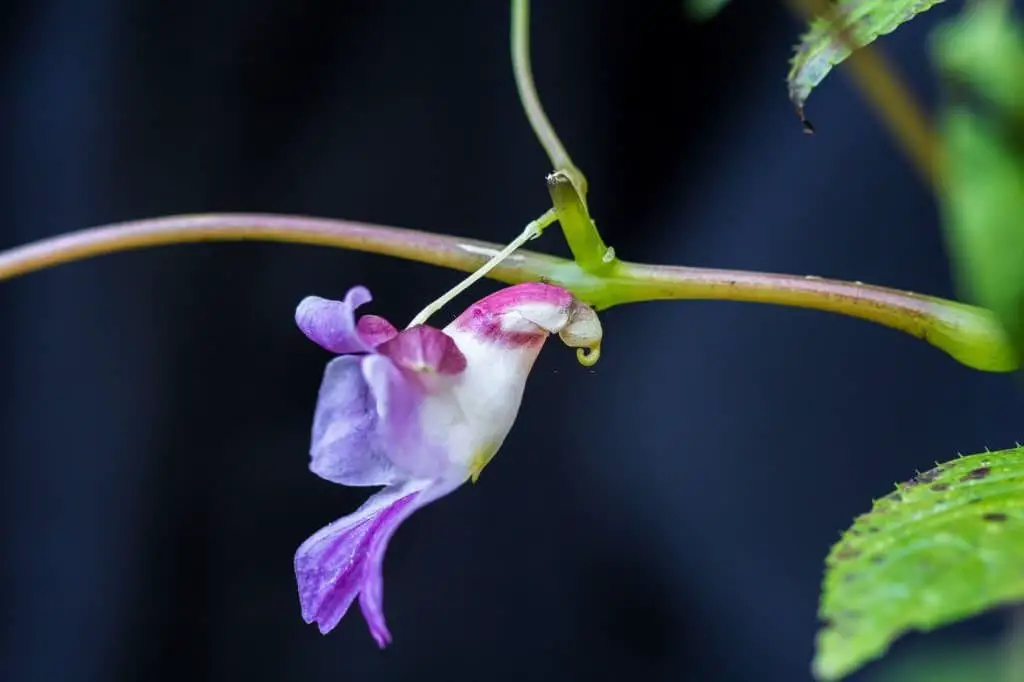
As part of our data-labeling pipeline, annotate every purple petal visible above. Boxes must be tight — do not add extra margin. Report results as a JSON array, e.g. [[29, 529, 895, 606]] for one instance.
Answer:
[[296, 287, 395, 354], [376, 325, 467, 375], [356, 481, 456, 646], [310, 356, 398, 487], [361, 355, 446, 480], [294, 483, 427, 640]]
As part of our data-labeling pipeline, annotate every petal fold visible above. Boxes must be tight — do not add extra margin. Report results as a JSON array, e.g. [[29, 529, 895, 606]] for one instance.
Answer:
[[310, 356, 398, 486]]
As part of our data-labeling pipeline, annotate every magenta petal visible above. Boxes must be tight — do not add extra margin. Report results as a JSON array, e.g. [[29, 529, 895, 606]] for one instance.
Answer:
[[294, 485, 422, 639], [296, 287, 384, 354], [376, 325, 467, 375], [357, 315, 399, 347], [309, 356, 398, 487]]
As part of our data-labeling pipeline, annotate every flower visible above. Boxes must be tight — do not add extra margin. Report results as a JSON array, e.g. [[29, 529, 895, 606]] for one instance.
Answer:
[[293, 282, 602, 646]]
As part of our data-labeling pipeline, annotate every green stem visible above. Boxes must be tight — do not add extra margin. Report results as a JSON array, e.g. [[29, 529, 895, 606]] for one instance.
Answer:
[[0, 212, 1013, 372], [602, 261, 1016, 373], [547, 171, 614, 272], [510, 0, 614, 276], [510, 0, 588, 197], [0, 212, 569, 283]]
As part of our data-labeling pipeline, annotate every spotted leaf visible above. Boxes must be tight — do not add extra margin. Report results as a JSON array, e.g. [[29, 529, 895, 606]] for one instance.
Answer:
[[815, 447, 1024, 680]]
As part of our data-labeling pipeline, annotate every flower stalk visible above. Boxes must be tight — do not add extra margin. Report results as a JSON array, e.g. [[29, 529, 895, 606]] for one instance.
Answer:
[[407, 209, 555, 327]]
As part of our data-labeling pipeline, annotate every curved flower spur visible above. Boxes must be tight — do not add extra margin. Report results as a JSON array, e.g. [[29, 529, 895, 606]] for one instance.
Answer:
[[293, 281, 602, 646]]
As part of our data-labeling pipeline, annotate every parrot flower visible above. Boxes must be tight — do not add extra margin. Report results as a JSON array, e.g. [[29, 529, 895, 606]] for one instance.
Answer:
[[293, 282, 602, 646]]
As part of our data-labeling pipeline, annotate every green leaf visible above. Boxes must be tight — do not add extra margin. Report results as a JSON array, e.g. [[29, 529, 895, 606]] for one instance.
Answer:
[[685, 0, 731, 20], [869, 643, 1006, 682], [932, 0, 1024, 361], [814, 447, 1024, 680], [788, 0, 946, 117]]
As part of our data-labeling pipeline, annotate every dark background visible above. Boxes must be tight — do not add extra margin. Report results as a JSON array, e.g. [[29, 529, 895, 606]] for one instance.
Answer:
[[1, 1, 1021, 681]]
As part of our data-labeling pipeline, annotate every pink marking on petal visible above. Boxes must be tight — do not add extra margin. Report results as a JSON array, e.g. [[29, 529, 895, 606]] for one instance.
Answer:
[[468, 282, 574, 316], [376, 325, 467, 375], [451, 283, 575, 346]]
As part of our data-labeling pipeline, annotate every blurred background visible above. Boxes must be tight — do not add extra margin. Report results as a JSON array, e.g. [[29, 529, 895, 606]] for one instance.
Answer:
[[1, 1, 1021, 681]]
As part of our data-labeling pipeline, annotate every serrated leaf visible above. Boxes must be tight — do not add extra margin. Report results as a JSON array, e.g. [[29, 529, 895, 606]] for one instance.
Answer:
[[932, 0, 1024, 360], [814, 447, 1024, 680], [788, 0, 946, 117], [685, 0, 731, 21]]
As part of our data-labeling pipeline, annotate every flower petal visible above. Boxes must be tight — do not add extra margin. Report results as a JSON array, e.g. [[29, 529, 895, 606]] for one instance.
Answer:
[[361, 355, 447, 480], [376, 325, 467, 375], [357, 314, 399, 347], [294, 484, 423, 636], [358, 480, 457, 646], [296, 287, 395, 353], [310, 356, 399, 486], [451, 282, 575, 346]]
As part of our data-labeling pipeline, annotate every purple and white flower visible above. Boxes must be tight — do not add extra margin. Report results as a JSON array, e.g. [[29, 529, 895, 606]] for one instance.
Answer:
[[293, 282, 602, 646]]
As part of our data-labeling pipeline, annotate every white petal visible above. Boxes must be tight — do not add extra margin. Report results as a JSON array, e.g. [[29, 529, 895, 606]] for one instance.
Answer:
[[419, 327, 536, 478]]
